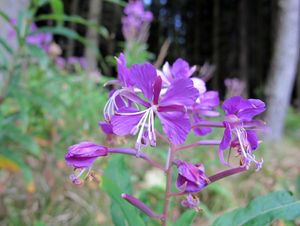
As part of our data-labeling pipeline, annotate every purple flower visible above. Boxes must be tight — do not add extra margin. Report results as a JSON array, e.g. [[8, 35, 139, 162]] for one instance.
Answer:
[[160, 59, 196, 86], [174, 159, 209, 193], [122, 0, 153, 42], [219, 96, 266, 169], [65, 141, 108, 168], [191, 91, 220, 136], [65, 141, 108, 184], [181, 194, 200, 209], [8, 19, 52, 50], [110, 62, 198, 149], [55, 57, 66, 69]]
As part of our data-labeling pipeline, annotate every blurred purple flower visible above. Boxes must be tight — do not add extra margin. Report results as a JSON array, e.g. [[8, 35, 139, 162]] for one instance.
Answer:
[[8, 19, 52, 51], [110, 62, 198, 149], [219, 96, 266, 169], [174, 159, 209, 193], [224, 78, 246, 98], [55, 57, 66, 69], [181, 194, 200, 209], [122, 0, 153, 42]]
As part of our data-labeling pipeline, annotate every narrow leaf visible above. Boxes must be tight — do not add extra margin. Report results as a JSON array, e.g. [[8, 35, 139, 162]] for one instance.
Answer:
[[212, 191, 300, 226]]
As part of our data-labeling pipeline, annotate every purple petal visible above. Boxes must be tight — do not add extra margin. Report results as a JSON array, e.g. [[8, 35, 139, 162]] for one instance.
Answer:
[[181, 194, 200, 208], [246, 130, 259, 150], [116, 53, 132, 87], [219, 123, 232, 165], [193, 115, 212, 136], [130, 63, 157, 101], [222, 96, 248, 115], [238, 99, 266, 120], [191, 78, 206, 95], [199, 91, 220, 108], [111, 107, 145, 135], [219, 123, 231, 151], [160, 78, 198, 107], [158, 104, 186, 113], [153, 76, 162, 105], [171, 58, 194, 79], [98, 121, 114, 134], [157, 111, 190, 144], [65, 141, 108, 168]]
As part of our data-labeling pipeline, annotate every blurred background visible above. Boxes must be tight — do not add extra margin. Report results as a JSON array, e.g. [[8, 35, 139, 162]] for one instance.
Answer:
[[0, 0, 299, 225]]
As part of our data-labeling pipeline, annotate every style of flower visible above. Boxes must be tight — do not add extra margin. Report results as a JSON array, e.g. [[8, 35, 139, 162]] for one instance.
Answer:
[[65, 141, 108, 184], [110, 62, 198, 151], [219, 96, 266, 169], [174, 159, 209, 193], [181, 194, 200, 209]]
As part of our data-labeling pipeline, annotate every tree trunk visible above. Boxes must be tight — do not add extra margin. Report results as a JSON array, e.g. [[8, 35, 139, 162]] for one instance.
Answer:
[[84, 0, 103, 72], [265, 0, 299, 140], [66, 0, 79, 58], [239, 0, 248, 97]]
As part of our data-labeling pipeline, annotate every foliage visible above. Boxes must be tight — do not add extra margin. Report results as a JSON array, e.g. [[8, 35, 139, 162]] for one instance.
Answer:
[[212, 191, 300, 226]]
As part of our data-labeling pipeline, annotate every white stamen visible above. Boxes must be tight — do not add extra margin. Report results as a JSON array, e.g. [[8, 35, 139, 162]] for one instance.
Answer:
[[103, 89, 130, 121], [235, 127, 263, 169]]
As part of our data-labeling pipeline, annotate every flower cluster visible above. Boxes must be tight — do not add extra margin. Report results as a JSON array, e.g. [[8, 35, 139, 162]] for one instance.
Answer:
[[65, 53, 266, 220], [121, 0, 153, 43]]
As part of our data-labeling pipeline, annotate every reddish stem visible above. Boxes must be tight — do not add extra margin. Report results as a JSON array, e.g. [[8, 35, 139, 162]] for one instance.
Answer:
[[108, 147, 164, 171], [161, 145, 175, 226], [175, 140, 221, 152], [192, 121, 224, 128]]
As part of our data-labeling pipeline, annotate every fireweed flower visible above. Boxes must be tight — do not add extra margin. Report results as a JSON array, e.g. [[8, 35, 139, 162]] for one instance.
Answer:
[[111, 62, 198, 151], [65, 141, 108, 184], [122, 0, 153, 42], [174, 159, 209, 193], [8, 19, 52, 50], [159, 58, 197, 86], [191, 90, 220, 136], [219, 96, 266, 169]]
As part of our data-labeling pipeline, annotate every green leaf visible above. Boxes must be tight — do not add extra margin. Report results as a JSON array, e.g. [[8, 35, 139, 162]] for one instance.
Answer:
[[50, 0, 64, 16], [212, 191, 300, 226], [104, 0, 127, 7], [104, 155, 132, 193], [174, 209, 197, 226], [102, 177, 146, 226], [0, 11, 11, 23], [0, 35, 13, 54], [35, 14, 109, 39], [102, 155, 145, 226], [26, 44, 48, 66], [30, 26, 85, 43]]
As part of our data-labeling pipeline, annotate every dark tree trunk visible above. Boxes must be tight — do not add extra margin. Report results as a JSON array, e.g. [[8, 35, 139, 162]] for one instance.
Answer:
[[238, 0, 248, 97], [85, 0, 103, 72]]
